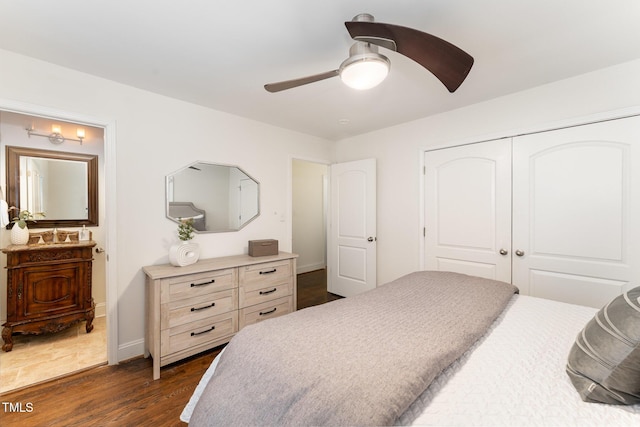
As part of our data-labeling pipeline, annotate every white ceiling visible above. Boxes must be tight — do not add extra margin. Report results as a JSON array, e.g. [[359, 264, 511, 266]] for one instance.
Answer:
[[1, 1, 639, 141]]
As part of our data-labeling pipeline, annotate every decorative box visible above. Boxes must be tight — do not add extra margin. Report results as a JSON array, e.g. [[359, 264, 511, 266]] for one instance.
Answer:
[[248, 239, 279, 257]]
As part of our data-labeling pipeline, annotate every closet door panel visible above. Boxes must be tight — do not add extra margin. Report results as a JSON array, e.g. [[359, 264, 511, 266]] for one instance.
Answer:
[[528, 270, 627, 309], [424, 139, 512, 282], [512, 116, 640, 307]]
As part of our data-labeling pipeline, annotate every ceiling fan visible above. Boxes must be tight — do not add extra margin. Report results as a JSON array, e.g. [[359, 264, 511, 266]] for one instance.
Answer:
[[264, 13, 474, 93]]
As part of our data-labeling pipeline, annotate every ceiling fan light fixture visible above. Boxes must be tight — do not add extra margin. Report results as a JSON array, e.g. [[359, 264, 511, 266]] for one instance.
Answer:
[[265, 13, 473, 93], [340, 56, 389, 90], [339, 42, 390, 90]]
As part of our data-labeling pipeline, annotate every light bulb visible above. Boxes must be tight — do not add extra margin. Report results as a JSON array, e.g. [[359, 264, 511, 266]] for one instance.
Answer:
[[340, 59, 389, 90]]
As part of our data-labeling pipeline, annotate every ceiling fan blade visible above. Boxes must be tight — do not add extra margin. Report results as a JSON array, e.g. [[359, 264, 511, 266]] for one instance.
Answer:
[[264, 70, 340, 93], [345, 21, 474, 92]]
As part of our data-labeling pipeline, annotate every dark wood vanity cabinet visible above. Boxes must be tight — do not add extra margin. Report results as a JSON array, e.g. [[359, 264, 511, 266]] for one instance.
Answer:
[[1, 241, 96, 352]]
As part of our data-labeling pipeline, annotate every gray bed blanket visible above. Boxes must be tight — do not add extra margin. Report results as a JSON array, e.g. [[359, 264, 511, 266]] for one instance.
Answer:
[[190, 271, 517, 426]]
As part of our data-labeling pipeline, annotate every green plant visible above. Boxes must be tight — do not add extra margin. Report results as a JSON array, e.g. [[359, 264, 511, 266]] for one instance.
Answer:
[[9, 207, 45, 229], [177, 218, 195, 241]]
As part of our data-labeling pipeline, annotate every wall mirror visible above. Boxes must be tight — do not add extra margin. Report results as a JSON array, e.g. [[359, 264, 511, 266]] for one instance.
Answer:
[[6, 146, 99, 228], [166, 161, 260, 233]]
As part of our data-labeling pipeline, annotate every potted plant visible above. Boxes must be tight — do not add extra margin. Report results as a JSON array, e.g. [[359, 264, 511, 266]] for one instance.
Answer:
[[169, 218, 200, 267], [177, 218, 195, 241], [9, 208, 44, 245]]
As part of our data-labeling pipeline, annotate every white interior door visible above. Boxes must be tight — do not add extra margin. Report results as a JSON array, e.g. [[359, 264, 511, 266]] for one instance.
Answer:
[[328, 159, 376, 297], [424, 139, 512, 282], [512, 116, 640, 307]]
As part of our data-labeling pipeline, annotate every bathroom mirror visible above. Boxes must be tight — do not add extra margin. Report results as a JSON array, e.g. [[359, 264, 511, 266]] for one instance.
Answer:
[[6, 146, 98, 228], [166, 161, 260, 233]]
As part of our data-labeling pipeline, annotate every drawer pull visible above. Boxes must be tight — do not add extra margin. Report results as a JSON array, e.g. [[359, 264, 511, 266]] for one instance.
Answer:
[[191, 302, 216, 312], [259, 288, 277, 295], [259, 307, 277, 316], [191, 279, 215, 287], [259, 269, 277, 275], [191, 326, 216, 336]]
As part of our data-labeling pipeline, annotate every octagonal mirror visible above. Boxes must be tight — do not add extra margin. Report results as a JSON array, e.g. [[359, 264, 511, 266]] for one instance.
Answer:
[[166, 162, 259, 233]]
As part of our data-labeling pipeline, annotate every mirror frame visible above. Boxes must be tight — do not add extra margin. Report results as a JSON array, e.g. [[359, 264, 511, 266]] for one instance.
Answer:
[[166, 161, 260, 233], [6, 146, 99, 229]]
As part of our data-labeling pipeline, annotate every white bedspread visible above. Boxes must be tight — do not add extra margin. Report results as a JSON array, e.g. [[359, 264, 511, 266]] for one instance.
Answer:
[[398, 295, 640, 426], [182, 294, 640, 426]]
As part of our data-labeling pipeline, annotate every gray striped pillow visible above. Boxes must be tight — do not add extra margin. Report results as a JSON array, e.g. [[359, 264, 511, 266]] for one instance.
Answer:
[[566, 286, 640, 405]]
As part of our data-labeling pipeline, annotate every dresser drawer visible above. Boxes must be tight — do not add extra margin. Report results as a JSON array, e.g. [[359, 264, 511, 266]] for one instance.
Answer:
[[161, 311, 237, 356], [239, 280, 292, 308], [162, 288, 238, 329], [239, 296, 292, 329], [240, 259, 292, 287], [161, 268, 236, 304]]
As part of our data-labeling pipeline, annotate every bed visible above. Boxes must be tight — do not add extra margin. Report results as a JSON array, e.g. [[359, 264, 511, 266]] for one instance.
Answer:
[[168, 201, 206, 231], [181, 271, 640, 426]]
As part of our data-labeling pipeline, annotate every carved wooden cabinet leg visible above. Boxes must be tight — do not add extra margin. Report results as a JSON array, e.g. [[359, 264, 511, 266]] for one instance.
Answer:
[[2, 326, 13, 352], [86, 305, 95, 334]]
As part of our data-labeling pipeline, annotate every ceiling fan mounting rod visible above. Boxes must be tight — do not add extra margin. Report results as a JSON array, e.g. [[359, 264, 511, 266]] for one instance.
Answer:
[[349, 13, 397, 52], [352, 13, 375, 23]]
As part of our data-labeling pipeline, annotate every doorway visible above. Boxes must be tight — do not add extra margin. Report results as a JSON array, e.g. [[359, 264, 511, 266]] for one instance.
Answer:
[[0, 109, 109, 392], [291, 159, 333, 308]]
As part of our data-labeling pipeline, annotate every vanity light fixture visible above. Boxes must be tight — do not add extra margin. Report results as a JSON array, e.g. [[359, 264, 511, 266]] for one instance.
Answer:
[[26, 124, 86, 145]]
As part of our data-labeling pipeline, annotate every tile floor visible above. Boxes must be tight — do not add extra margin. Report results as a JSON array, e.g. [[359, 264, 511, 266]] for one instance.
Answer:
[[0, 316, 107, 393]]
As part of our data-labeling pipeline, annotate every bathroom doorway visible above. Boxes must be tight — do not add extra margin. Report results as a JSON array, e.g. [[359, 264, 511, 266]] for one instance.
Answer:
[[0, 109, 109, 392]]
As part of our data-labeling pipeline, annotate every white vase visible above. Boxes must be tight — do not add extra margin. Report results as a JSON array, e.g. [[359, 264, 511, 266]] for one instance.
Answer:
[[10, 224, 29, 245], [169, 241, 200, 267]]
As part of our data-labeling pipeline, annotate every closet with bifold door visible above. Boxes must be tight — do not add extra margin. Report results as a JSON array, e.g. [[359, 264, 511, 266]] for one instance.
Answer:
[[424, 115, 640, 308]]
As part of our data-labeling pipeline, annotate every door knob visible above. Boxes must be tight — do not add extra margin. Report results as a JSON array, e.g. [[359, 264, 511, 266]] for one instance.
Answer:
[[499, 249, 508, 256], [515, 250, 525, 257], [367, 237, 376, 242], [95, 247, 105, 254]]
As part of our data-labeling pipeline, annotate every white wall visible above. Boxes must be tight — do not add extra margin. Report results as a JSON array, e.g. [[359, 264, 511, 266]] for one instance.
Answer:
[[335, 58, 640, 286], [0, 49, 333, 361]]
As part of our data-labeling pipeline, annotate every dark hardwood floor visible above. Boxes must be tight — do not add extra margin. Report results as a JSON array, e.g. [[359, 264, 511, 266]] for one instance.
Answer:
[[297, 268, 342, 309], [0, 269, 340, 427], [0, 349, 221, 427]]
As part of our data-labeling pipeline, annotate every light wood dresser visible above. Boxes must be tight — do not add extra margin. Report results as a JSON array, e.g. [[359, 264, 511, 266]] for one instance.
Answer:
[[143, 251, 297, 379]]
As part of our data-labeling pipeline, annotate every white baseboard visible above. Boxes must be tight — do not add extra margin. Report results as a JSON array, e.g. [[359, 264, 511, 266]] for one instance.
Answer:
[[297, 263, 326, 275], [118, 338, 145, 363], [95, 301, 106, 318]]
